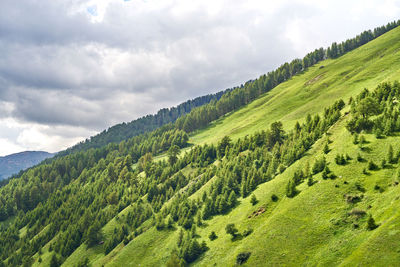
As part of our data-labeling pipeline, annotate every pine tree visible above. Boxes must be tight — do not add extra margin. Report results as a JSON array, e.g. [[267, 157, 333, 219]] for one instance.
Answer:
[[208, 231, 218, 241], [225, 224, 238, 239], [177, 229, 184, 247], [307, 177, 314, 186], [388, 145, 394, 164], [286, 178, 297, 198], [323, 142, 330, 154], [303, 162, 310, 178], [367, 214, 378, 230], [50, 254, 59, 267], [250, 194, 258, 206], [228, 191, 237, 207]]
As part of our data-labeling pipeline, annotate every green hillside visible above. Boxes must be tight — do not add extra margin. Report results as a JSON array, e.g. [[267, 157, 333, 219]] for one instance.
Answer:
[[191, 26, 400, 145], [99, 27, 400, 266], [2, 23, 400, 267]]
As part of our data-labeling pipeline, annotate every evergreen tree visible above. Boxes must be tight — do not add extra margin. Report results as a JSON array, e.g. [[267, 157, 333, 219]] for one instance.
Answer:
[[228, 191, 237, 207], [166, 251, 185, 267], [168, 145, 181, 166], [307, 176, 314, 186], [367, 214, 378, 230], [250, 194, 258, 206], [50, 254, 59, 267], [209, 231, 218, 241], [388, 145, 394, 164], [225, 224, 238, 239], [286, 178, 297, 198], [323, 142, 330, 154], [87, 222, 101, 246]]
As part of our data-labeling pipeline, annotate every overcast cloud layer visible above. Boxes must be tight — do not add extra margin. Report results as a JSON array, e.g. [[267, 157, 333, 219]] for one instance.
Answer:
[[0, 0, 399, 156]]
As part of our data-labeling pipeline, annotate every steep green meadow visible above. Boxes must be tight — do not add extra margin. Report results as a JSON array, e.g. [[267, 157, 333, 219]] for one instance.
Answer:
[[100, 27, 400, 266], [191, 26, 400, 145], [8, 26, 400, 267], [105, 115, 400, 266]]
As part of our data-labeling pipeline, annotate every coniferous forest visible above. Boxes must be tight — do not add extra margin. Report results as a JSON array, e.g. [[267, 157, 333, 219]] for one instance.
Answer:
[[2, 20, 400, 266]]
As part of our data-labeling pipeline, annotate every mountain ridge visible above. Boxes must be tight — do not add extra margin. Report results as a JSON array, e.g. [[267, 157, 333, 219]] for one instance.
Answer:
[[0, 151, 54, 181], [1, 21, 400, 267]]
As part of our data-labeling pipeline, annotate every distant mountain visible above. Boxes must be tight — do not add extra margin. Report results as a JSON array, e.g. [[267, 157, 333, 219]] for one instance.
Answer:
[[2, 21, 400, 267], [0, 151, 54, 180]]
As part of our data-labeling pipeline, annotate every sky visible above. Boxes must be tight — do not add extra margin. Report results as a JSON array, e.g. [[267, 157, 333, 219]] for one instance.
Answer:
[[0, 0, 399, 156]]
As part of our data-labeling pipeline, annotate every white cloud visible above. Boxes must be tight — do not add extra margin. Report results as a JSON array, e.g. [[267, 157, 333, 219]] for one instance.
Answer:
[[0, 0, 399, 155]]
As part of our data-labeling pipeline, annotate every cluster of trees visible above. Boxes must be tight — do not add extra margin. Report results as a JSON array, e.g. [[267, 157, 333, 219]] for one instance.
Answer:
[[0, 95, 345, 266], [347, 81, 400, 136], [326, 21, 400, 59], [0, 21, 399, 266], [55, 20, 400, 159], [163, 99, 345, 233], [170, 21, 399, 134], [59, 90, 229, 156]]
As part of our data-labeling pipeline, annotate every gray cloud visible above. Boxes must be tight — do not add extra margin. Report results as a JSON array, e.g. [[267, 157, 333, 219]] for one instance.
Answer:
[[0, 0, 399, 155]]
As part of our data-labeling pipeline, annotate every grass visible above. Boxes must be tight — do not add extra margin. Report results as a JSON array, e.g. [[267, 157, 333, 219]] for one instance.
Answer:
[[190, 26, 400, 145], [103, 109, 400, 266], [29, 26, 400, 266]]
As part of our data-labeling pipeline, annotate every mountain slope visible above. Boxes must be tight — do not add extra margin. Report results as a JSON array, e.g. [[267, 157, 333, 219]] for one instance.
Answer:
[[57, 90, 230, 157], [100, 27, 400, 266], [1, 23, 400, 267], [0, 151, 54, 180], [191, 25, 400, 145]]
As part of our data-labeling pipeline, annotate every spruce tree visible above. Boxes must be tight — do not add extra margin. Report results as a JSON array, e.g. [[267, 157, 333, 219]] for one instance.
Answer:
[[323, 142, 330, 154], [286, 178, 297, 198], [367, 214, 378, 230], [250, 194, 258, 206], [228, 191, 237, 207], [388, 145, 394, 164], [209, 231, 218, 241]]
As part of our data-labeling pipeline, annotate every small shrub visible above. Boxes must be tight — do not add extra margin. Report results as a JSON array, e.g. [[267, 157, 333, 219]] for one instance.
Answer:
[[236, 252, 251, 265], [355, 181, 365, 192], [242, 228, 253, 237], [381, 159, 386, 169], [368, 160, 378, 171], [225, 224, 238, 239], [271, 194, 278, 202], [357, 153, 363, 162], [335, 154, 347, 165], [208, 231, 217, 241], [345, 194, 362, 204], [367, 214, 378, 230], [250, 194, 258, 206], [353, 133, 359, 144], [323, 143, 330, 154]]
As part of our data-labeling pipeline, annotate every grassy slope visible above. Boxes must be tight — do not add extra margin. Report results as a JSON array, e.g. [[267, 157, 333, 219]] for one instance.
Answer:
[[108, 115, 400, 267], [49, 27, 400, 266], [191, 26, 400, 145]]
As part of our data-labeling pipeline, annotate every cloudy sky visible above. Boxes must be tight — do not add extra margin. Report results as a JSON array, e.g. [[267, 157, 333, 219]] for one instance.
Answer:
[[0, 0, 399, 156]]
